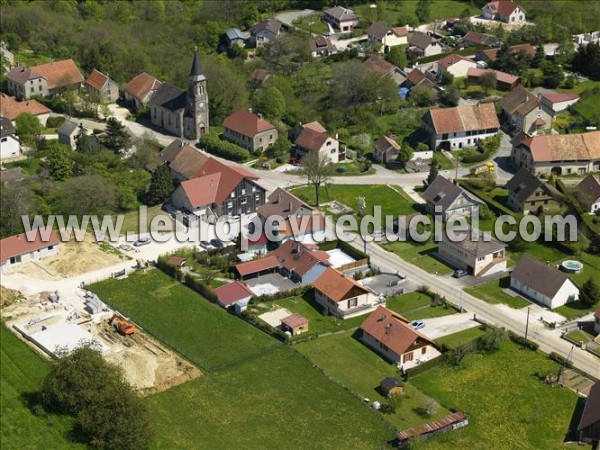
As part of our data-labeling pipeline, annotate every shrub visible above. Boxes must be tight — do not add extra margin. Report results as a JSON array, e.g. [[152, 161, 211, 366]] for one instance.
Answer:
[[336, 165, 347, 173], [46, 116, 66, 128], [508, 331, 539, 351], [476, 327, 507, 352], [198, 133, 251, 162]]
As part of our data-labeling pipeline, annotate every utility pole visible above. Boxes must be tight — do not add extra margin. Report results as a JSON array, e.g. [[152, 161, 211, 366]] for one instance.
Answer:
[[524, 307, 530, 339]]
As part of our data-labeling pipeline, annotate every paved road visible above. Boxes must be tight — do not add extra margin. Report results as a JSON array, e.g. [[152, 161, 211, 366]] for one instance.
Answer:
[[351, 236, 600, 379]]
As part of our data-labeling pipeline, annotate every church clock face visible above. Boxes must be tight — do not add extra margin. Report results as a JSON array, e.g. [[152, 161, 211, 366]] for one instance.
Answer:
[[199, 102, 204, 110]]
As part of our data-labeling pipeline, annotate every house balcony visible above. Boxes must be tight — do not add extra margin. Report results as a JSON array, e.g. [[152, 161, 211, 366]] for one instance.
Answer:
[[336, 297, 386, 320]]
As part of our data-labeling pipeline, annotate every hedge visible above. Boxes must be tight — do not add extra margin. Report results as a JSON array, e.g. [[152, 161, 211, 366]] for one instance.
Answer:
[[46, 116, 66, 128], [549, 352, 573, 369], [508, 331, 539, 351], [155, 256, 218, 303], [257, 285, 312, 302], [241, 310, 289, 342], [199, 133, 251, 163]]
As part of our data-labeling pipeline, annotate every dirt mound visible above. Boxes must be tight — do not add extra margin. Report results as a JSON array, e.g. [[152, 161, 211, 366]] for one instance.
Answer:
[[0, 285, 24, 307]]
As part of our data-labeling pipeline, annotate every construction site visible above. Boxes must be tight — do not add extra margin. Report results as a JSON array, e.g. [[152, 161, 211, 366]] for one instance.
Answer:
[[2, 287, 200, 395]]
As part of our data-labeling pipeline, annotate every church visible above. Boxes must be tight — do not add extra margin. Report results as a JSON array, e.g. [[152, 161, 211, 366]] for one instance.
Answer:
[[150, 52, 209, 140]]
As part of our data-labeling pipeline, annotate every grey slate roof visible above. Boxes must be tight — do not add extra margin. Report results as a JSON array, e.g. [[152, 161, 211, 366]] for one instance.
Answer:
[[409, 32, 435, 50], [578, 381, 600, 432], [498, 85, 538, 116], [511, 254, 573, 299], [6, 65, 43, 84], [251, 19, 282, 36], [367, 22, 391, 40], [57, 119, 79, 137], [576, 174, 600, 205], [422, 175, 482, 210], [0, 117, 16, 137], [226, 28, 245, 41], [325, 6, 358, 21], [442, 226, 507, 257], [506, 167, 558, 203], [189, 51, 205, 82], [151, 82, 187, 113]]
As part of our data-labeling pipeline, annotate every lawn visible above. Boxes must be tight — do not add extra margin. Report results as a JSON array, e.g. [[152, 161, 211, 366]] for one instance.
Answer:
[[146, 346, 395, 449], [90, 269, 277, 371], [296, 333, 450, 431], [119, 205, 173, 235], [564, 329, 594, 345], [433, 151, 454, 170], [272, 294, 366, 335], [436, 326, 486, 350], [1, 325, 85, 449], [373, 0, 476, 24], [291, 184, 419, 219], [293, 13, 328, 34], [386, 292, 458, 320], [382, 240, 455, 275], [411, 341, 582, 449], [465, 277, 529, 309], [572, 88, 600, 127], [555, 301, 597, 321]]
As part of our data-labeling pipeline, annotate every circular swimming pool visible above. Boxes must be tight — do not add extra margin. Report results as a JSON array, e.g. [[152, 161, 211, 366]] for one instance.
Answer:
[[561, 260, 583, 274]]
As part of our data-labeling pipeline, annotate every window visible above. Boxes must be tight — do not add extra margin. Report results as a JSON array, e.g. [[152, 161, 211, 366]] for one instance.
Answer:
[[241, 198, 247, 205], [38, 85, 42, 91], [403, 352, 414, 363], [227, 201, 233, 209], [241, 189, 246, 195], [326, 140, 331, 146], [348, 298, 357, 308], [442, 133, 448, 140], [231, 192, 235, 198], [477, 256, 485, 261], [48, 245, 54, 251], [1, 138, 6, 142], [421, 347, 426, 354]]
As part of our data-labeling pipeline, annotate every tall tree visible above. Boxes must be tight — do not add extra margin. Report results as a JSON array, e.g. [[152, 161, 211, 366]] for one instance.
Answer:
[[580, 278, 600, 306], [386, 45, 407, 69], [396, 143, 414, 165], [0, 183, 33, 236], [15, 112, 43, 148], [145, 165, 174, 206], [301, 151, 334, 207], [425, 161, 439, 186], [55, 174, 117, 216], [415, 0, 431, 23], [46, 141, 73, 181], [101, 117, 130, 153], [254, 86, 286, 119]]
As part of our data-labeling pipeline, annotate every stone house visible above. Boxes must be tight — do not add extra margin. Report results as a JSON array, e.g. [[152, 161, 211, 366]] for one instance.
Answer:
[[372, 135, 401, 163], [7, 59, 84, 100], [539, 92, 580, 114], [309, 36, 338, 57], [506, 167, 560, 214], [222, 110, 277, 154], [498, 86, 553, 136], [0, 93, 51, 126], [124, 72, 162, 109], [407, 32, 442, 59], [437, 54, 477, 78], [423, 175, 483, 220], [576, 175, 600, 214], [249, 19, 281, 47], [85, 69, 119, 103], [294, 121, 342, 163], [57, 119, 81, 149]]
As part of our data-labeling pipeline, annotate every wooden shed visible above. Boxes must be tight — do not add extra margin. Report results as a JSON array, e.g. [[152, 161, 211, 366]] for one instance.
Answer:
[[379, 377, 404, 397], [280, 314, 309, 336]]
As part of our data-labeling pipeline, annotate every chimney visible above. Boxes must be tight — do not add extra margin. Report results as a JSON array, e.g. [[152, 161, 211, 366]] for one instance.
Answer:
[[277, 191, 283, 204], [257, 113, 263, 120], [288, 201, 293, 212]]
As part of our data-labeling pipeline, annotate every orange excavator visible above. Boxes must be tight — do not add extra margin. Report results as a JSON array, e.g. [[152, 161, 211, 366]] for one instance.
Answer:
[[109, 313, 137, 336]]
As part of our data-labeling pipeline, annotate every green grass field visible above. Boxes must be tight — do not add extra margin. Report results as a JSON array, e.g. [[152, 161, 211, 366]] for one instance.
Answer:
[[147, 346, 394, 448], [555, 301, 597, 321], [433, 151, 454, 170], [436, 326, 486, 350], [465, 277, 529, 309], [119, 205, 173, 235], [411, 341, 581, 449], [296, 333, 450, 431], [386, 292, 457, 320], [1, 325, 84, 449], [291, 184, 418, 219], [382, 240, 455, 275], [371, 0, 476, 24], [90, 270, 277, 371]]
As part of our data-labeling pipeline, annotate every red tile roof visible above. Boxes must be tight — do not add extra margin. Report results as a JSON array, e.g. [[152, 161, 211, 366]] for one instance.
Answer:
[[281, 313, 309, 329], [364, 55, 396, 74], [235, 255, 279, 276], [271, 240, 329, 277], [179, 173, 221, 208], [407, 68, 427, 86], [193, 157, 258, 203], [427, 103, 500, 134], [520, 131, 600, 163], [167, 256, 186, 267], [467, 67, 519, 85], [360, 306, 435, 356], [222, 110, 276, 138], [0, 229, 60, 264], [392, 26, 408, 37], [31, 59, 84, 90], [85, 69, 110, 91], [251, 68, 271, 82], [295, 127, 328, 152], [0, 93, 51, 120], [540, 92, 580, 104], [485, 0, 522, 16], [313, 267, 369, 302], [214, 281, 254, 307], [125, 72, 162, 101], [478, 43, 536, 62], [595, 309, 600, 321]]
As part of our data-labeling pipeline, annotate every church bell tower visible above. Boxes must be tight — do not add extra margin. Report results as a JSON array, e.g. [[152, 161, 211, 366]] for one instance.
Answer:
[[186, 51, 208, 139]]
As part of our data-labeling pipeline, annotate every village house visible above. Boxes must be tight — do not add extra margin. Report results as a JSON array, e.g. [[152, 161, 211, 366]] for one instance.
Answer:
[[257, 187, 325, 243], [280, 314, 309, 336], [467, 67, 521, 91], [313, 267, 379, 319], [404, 68, 437, 92], [367, 22, 408, 51], [0, 229, 60, 272], [423, 175, 483, 220], [510, 255, 578, 308], [407, 32, 442, 59], [364, 56, 405, 85], [85, 69, 119, 103], [0, 93, 51, 126], [214, 281, 254, 313], [124, 72, 162, 109], [57, 119, 82, 149], [359, 306, 440, 369], [293, 121, 342, 163], [250, 68, 271, 88], [422, 103, 500, 150], [573, 31, 600, 48], [170, 157, 265, 218], [323, 6, 359, 33], [506, 167, 560, 214], [510, 131, 600, 176], [539, 92, 580, 114], [482, 1, 526, 24], [498, 86, 553, 136], [462, 31, 500, 48], [475, 43, 536, 63], [372, 135, 401, 163], [159, 139, 210, 182], [0, 117, 20, 160], [235, 240, 330, 283], [150, 52, 209, 140], [576, 175, 600, 214], [249, 19, 281, 47], [309, 36, 338, 57], [225, 28, 248, 48], [438, 227, 508, 277], [578, 381, 600, 445], [6, 59, 84, 100], [437, 54, 478, 78], [223, 110, 277, 154]]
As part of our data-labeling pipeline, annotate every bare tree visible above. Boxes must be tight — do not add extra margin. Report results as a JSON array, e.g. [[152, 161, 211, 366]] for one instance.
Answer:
[[301, 152, 334, 207], [479, 72, 497, 94]]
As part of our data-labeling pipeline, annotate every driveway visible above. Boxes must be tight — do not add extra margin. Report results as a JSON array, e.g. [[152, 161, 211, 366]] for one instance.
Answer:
[[491, 131, 516, 182], [274, 9, 315, 28], [419, 313, 481, 340]]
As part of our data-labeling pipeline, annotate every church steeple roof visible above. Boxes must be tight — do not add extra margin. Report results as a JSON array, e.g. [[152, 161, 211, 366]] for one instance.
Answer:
[[189, 51, 205, 82]]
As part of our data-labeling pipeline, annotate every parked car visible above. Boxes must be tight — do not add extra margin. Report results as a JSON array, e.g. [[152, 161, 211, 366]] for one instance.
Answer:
[[133, 236, 151, 247], [452, 269, 468, 278], [210, 238, 224, 248], [411, 320, 425, 330], [199, 241, 212, 249]]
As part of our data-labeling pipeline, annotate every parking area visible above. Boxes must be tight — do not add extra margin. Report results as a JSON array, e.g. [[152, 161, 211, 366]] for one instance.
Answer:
[[360, 274, 417, 297], [245, 273, 298, 296], [418, 313, 481, 340]]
